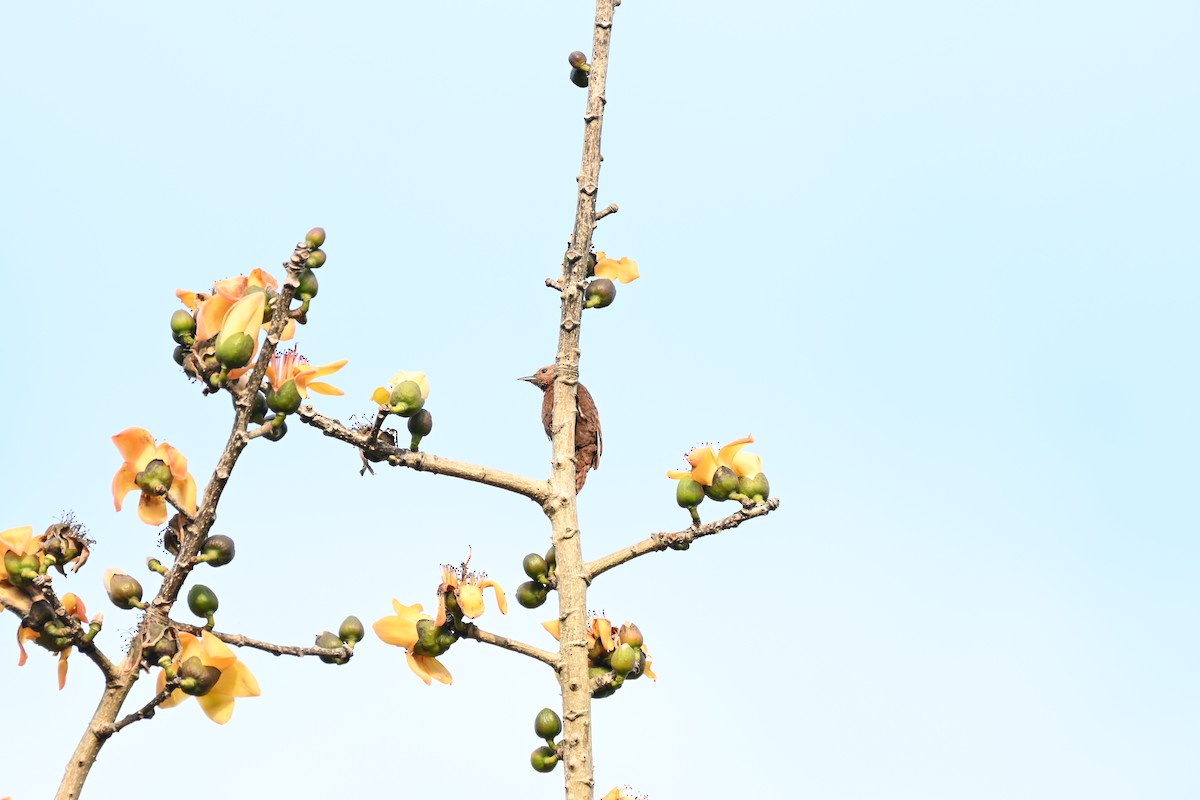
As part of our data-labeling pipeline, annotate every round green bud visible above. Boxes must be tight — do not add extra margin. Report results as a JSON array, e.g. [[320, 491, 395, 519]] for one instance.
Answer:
[[618, 621, 643, 647], [338, 615, 366, 645], [200, 534, 236, 567], [262, 418, 288, 441], [215, 331, 255, 369], [134, 459, 173, 494], [388, 380, 426, 417], [297, 267, 319, 300], [522, 553, 548, 581], [305, 249, 327, 269], [737, 472, 770, 502], [187, 584, 219, 617], [267, 379, 303, 414], [585, 278, 616, 309], [180, 657, 222, 696], [171, 308, 197, 334], [105, 572, 144, 609], [545, 545, 557, 573], [249, 391, 269, 424], [172, 344, 188, 366], [316, 631, 348, 664], [515, 581, 549, 609], [568, 50, 588, 68], [534, 707, 562, 739], [610, 643, 636, 676], [570, 67, 589, 88], [407, 408, 433, 437], [306, 227, 326, 248], [705, 466, 739, 501], [530, 745, 559, 773], [676, 477, 705, 508]]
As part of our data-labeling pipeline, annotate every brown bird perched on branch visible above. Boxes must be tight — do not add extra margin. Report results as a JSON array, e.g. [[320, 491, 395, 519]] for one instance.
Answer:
[[520, 365, 602, 493]]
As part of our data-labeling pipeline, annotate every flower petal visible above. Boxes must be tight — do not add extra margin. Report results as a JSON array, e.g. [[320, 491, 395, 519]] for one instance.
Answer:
[[479, 579, 508, 615], [595, 255, 640, 284], [542, 620, 562, 641], [457, 585, 485, 619], [112, 428, 156, 468], [717, 435, 755, 470], [374, 614, 420, 649], [197, 690, 237, 724], [136, 494, 169, 527]]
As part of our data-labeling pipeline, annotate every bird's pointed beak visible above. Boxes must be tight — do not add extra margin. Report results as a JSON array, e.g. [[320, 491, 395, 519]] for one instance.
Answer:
[[518, 374, 538, 383]]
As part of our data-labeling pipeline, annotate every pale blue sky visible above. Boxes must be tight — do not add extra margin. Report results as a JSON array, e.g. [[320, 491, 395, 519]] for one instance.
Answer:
[[3, 1, 1197, 798]]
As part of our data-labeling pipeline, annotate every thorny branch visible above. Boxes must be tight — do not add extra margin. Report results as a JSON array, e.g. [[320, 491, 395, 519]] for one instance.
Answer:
[[585, 499, 781, 581]]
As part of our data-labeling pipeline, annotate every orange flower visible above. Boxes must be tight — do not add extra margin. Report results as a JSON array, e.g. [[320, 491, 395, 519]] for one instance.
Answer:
[[594, 251, 640, 283], [177, 268, 296, 342], [266, 346, 347, 398], [372, 600, 453, 686], [111, 428, 199, 526], [436, 562, 507, 624], [667, 435, 761, 486], [157, 630, 260, 724]]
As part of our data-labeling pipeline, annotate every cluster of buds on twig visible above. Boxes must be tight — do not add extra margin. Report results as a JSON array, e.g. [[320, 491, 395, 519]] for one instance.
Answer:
[[371, 371, 434, 451], [543, 615, 654, 699], [669, 435, 771, 526], [568, 50, 590, 87], [530, 706, 564, 773], [515, 545, 556, 609]]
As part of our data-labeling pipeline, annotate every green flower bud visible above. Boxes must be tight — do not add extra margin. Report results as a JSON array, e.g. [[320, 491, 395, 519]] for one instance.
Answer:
[[675, 477, 705, 508], [610, 643, 636, 676], [515, 580, 549, 609], [316, 631, 349, 664], [585, 278, 616, 309], [530, 745, 559, 773], [187, 584, 219, 617], [545, 545, 557, 574], [135, 459, 173, 495], [215, 331, 255, 369], [522, 553, 549, 582], [172, 344, 188, 366], [414, 619, 444, 656], [388, 380, 426, 417], [738, 472, 770, 502], [267, 379, 303, 414], [249, 391, 269, 424], [199, 535, 236, 567], [407, 408, 433, 437], [704, 466, 739, 501], [306, 227, 326, 248], [618, 621, 643, 647], [262, 418, 288, 441], [569, 67, 589, 88], [170, 309, 197, 344], [104, 570, 144, 610], [180, 656, 222, 696], [534, 707, 562, 739], [338, 615, 366, 646], [568, 50, 588, 69], [305, 249, 327, 269], [297, 267, 319, 301]]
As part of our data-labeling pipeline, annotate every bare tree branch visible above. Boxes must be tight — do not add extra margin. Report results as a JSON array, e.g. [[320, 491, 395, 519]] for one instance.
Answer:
[[585, 499, 781, 580], [296, 406, 553, 503], [171, 621, 354, 661], [463, 623, 559, 670]]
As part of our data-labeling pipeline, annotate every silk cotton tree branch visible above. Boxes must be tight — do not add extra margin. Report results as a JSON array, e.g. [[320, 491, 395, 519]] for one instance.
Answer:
[[545, 3, 620, 799], [52, 236, 320, 800]]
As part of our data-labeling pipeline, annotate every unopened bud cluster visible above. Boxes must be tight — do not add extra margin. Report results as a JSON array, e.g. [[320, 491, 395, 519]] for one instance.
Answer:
[[515, 545, 556, 609]]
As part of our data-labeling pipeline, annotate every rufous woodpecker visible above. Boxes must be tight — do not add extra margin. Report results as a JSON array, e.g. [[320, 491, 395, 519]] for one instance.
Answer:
[[520, 365, 602, 493]]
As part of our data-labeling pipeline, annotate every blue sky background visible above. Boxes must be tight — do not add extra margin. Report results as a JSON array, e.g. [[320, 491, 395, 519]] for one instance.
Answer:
[[3, 1, 1198, 798]]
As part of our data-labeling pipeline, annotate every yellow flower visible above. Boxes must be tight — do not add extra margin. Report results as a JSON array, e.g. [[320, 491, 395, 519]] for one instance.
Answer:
[[435, 563, 507, 624], [111, 428, 199, 526], [372, 599, 453, 685], [157, 630, 261, 724], [178, 268, 296, 342], [16, 592, 88, 690], [266, 346, 348, 398], [0, 526, 38, 571], [594, 251, 640, 284], [667, 434, 761, 486], [370, 370, 430, 406]]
